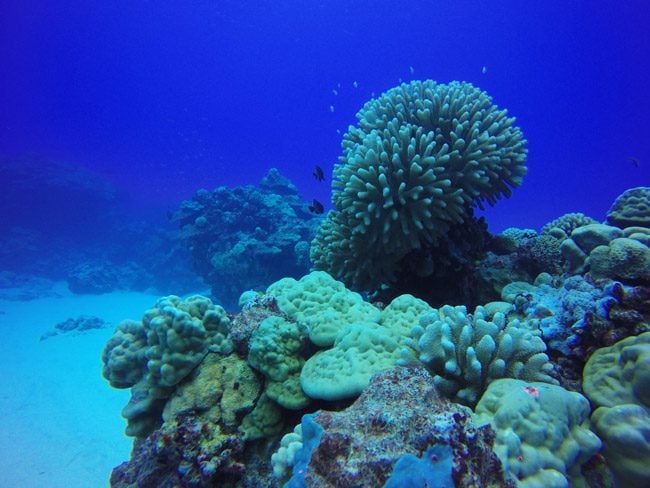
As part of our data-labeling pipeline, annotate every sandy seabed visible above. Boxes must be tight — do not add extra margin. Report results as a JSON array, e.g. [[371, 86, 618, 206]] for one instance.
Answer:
[[0, 283, 162, 488]]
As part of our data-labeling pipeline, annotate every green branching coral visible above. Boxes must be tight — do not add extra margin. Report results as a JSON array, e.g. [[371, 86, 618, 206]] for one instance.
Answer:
[[311, 80, 527, 290], [400, 305, 556, 406]]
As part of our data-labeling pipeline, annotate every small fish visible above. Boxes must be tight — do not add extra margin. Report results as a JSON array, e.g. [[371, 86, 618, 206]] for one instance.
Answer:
[[531, 305, 553, 318], [332, 89, 338, 96], [308, 199, 324, 215], [628, 156, 640, 167], [313, 165, 325, 182], [409, 65, 415, 74], [482, 65, 488, 74], [523, 386, 539, 399], [353, 80, 358, 88], [329, 105, 334, 112]]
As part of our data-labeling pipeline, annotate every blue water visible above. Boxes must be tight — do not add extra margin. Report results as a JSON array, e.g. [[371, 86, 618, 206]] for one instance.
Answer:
[[2, 1, 647, 232], [1, 3, 649, 486]]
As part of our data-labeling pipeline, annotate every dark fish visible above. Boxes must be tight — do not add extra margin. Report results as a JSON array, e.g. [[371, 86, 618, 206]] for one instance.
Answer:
[[308, 199, 324, 215], [313, 165, 325, 182], [627, 156, 640, 168]]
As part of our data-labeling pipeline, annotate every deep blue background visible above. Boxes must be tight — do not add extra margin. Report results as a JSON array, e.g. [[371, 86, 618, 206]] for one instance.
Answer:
[[1, 0, 648, 232]]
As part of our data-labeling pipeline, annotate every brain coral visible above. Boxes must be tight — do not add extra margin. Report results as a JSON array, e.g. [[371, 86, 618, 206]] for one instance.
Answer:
[[266, 271, 381, 347], [311, 80, 527, 291], [606, 186, 650, 228]]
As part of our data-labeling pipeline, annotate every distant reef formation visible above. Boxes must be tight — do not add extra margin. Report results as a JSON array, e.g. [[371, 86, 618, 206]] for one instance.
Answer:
[[0, 155, 203, 296], [173, 168, 321, 310], [0, 154, 121, 238]]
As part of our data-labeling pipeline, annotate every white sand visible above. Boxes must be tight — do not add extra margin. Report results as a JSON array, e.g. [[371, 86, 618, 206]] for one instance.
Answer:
[[0, 283, 162, 488]]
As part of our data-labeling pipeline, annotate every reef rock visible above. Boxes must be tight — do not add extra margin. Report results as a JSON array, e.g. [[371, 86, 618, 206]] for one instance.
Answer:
[[281, 366, 511, 487]]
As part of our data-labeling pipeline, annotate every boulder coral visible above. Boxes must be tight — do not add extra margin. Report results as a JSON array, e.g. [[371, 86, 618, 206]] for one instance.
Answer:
[[541, 212, 598, 240], [102, 295, 232, 437], [475, 378, 601, 488], [266, 271, 381, 347], [606, 186, 650, 228], [582, 332, 650, 486]]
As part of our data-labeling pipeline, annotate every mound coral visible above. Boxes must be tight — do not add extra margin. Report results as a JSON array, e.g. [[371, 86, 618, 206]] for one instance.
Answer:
[[266, 271, 381, 347], [102, 295, 232, 436], [311, 80, 527, 292], [475, 378, 601, 488], [606, 186, 650, 228], [582, 333, 650, 486]]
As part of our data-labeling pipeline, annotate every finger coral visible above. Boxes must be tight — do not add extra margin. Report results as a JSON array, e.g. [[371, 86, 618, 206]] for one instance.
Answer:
[[311, 80, 527, 292]]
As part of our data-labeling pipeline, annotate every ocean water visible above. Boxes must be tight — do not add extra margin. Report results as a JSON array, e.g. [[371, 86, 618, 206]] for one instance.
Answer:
[[1, 1, 649, 487]]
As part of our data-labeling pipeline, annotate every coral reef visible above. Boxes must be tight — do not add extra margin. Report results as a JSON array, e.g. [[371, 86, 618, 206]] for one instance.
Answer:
[[503, 274, 607, 356], [1, 155, 203, 297], [247, 316, 311, 409], [590, 404, 650, 487], [229, 293, 284, 355], [475, 228, 564, 304], [102, 179, 650, 487], [560, 223, 650, 282], [582, 331, 650, 410], [66, 261, 153, 294], [589, 235, 650, 284], [311, 80, 527, 298], [173, 168, 320, 310], [266, 272, 435, 401]]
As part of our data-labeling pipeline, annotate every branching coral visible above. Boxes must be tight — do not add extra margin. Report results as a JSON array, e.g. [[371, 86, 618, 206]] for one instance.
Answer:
[[311, 80, 527, 292]]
